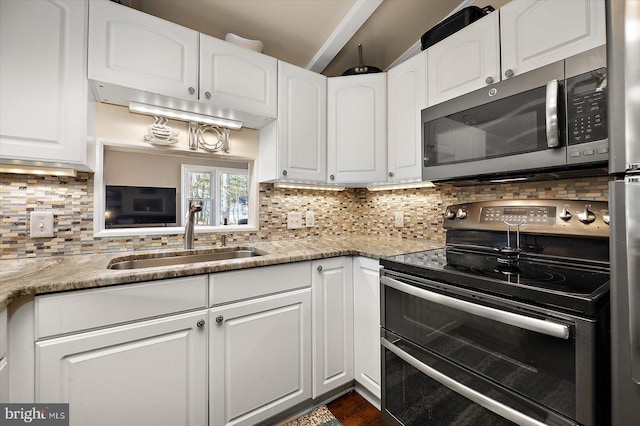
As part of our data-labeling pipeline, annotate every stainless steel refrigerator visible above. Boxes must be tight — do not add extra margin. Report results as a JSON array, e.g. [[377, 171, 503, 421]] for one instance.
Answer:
[[607, 1, 640, 424]]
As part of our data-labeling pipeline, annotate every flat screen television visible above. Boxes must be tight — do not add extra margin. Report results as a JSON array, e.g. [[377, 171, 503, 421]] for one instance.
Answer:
[[105, 185, 177, 228]]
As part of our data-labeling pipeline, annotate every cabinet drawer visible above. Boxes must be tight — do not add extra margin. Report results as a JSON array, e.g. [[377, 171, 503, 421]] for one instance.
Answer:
[[35, 276, 208, 339], [209, 262, 311, 306]]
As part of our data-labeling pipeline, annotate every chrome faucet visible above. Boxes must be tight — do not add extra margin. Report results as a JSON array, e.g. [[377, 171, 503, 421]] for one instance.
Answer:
[[184, 200, 203, 249]]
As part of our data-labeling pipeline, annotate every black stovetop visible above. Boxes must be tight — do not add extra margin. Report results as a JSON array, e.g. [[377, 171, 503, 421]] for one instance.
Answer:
[[381, 247, 610, 316]]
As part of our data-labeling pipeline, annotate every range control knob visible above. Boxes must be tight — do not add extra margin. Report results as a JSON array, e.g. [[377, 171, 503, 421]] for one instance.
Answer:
[[602, 209, 610, 225], [559, 207, 572, 221], [456, 208, 467, 219], [578, 204, 596, 224], [444, 208, 456, 220]]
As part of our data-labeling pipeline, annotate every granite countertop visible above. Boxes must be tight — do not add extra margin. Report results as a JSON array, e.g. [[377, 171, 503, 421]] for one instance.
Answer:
[[0, 235, 442, 310]]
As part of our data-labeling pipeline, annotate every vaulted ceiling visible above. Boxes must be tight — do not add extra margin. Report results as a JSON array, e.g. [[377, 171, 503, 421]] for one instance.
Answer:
[[129, 0, 509, 77]]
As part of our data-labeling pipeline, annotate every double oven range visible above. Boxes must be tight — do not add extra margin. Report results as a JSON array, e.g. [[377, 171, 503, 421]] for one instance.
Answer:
[[380, 199, 610, 426]]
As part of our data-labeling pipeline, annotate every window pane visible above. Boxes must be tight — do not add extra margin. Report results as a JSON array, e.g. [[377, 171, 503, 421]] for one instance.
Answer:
[[219, 172, 248, 225], [188, 172, 211, 199], [193, 200, 212, 226]]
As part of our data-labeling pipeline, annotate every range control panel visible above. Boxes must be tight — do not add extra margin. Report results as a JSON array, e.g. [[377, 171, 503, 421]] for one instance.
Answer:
[[480, 206, 556, 225], [443, 199, 610, 238]]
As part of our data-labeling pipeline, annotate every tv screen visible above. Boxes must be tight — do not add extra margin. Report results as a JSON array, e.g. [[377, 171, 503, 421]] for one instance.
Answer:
[[105, 185, 177, 228]]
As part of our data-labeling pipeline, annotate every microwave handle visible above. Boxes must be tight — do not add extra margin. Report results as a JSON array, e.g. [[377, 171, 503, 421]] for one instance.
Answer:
[[381, 337, 548, 426], [545, 79, 560, 148]]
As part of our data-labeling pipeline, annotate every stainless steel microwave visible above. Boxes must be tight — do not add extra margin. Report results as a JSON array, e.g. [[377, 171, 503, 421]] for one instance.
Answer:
[[422, 46, 607, 182]]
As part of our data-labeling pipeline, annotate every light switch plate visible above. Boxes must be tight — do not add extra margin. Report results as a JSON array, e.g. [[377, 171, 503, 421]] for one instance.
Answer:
[[30, 211, 54, 238], [394, 211, 404, 228], [305, 211, 315, 227], [287, 212, 303, 229]]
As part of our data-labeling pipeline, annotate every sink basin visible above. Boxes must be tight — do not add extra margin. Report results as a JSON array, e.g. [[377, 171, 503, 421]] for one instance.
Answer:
[[108, 248, 266, 270]]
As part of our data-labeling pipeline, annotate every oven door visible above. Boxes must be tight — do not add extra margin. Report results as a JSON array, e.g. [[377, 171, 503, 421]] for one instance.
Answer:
[[381, 272, 600, 426], [421, 60, 566, 181]]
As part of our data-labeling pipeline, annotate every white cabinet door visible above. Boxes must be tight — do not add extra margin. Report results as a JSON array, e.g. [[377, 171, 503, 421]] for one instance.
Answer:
[[500, 0, 606, 79], [387, 52, 427, 182], [353, 257, 381, 401], [200, 33, 277, 120], [0, 356, 7, 402], [327, 74, 387, 184], [210, 289, 311, 426], [0, 0, 93, 169], [36, 310, 208, 426], [259, 61, 327, 182], [427, 12, 500, 106], [88, 0, 199, 101], [312, 257, 354, 397]]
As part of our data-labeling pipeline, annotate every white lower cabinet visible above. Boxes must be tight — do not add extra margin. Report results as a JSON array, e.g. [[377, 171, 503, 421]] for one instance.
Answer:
[[210, 288, 312, 426], [353, 257, 381, 401], [36, 310, 208, 426], [312, 257, 354, 398]]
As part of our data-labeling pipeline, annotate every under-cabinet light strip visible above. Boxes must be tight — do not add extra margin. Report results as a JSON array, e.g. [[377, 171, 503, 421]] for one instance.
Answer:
[[129, 102, 243, 130], [274, 183, 346, 191], [366, 181, 435, 191], [0, 165, 77, 177]]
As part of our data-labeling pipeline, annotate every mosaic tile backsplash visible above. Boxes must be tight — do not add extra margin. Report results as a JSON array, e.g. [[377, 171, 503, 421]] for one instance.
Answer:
[[0, 173, 610, 259]]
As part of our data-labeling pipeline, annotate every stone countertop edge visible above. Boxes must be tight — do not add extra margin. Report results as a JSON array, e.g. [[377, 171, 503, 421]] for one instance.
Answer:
[[0, 236, 442, 311]]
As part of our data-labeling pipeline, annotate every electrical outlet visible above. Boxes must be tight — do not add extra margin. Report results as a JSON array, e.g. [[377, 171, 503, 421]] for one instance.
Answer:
[[394, 211, 404, 228], [30, 211, 54, 238], [287, 212, 303, 229], [305, 211, 315, 227]]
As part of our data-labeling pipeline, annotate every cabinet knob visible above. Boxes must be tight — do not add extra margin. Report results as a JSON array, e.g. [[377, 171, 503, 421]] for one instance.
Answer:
[[205, 91, 211, 99], [282, 169, 288, 176], [388, 172, 394, 178], [485, 76, 494, 84], [215, 315, 224, 324], [317, 265, 323, 272], [504, 69, 514, 78], [188, 86, 196, 95], [196, 319, 205, 328], [329, 175, 335, 181]]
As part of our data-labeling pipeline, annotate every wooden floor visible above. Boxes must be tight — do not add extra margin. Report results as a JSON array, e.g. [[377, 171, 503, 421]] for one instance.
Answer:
[[327, 391, 382, 426]]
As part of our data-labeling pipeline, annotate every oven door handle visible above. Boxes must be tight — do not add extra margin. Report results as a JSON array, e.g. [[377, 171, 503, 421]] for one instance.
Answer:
[[381, 276, 570, 340], [545, 79, 560, 148], [381, 337, 548, 426]]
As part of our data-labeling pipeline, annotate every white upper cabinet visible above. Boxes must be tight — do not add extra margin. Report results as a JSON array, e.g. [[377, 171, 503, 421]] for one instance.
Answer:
[[327, 73, 387, 184], [500, 0, 606, 79], [387, 52, 427, 181], [426, 11, 500, 106], [88, 0, 276, 129], [200, 33, 277, 120], [0, 0, 95, 170], [259, 61, 327, 183], [88, 0, 199, 101]]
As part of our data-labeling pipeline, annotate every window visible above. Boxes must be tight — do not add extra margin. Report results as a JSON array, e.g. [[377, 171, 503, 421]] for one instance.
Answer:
[[182, 164, 248, 227]]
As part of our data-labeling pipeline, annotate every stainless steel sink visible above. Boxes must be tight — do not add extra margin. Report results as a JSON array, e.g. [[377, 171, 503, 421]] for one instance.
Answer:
[[108, 248, 266, 270]]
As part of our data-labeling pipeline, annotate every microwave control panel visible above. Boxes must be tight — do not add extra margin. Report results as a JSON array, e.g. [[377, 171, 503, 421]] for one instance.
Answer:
[[567, 68, 608, 146]]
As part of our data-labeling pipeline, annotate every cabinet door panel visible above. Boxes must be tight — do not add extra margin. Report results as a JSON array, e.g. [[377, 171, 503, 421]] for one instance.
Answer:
[[36, 311, 208, 426], [0, 0, 89, 165], [210, 289, 311, 426], [312, 257, 354, 397], [200, 34, 277, 118], [327, 74, 387, 183], [88, 0, 199, 101], [353, 257, 381, 400], [500, 0, 605, 77], [387, 52, 426, 181], [427, 12, 499, 106], [278, 61, 327, 182]]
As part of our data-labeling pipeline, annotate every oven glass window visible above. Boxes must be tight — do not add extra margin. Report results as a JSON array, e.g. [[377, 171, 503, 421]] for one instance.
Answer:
[[423, 86, 550, 166], [384, 285, 576, 420]]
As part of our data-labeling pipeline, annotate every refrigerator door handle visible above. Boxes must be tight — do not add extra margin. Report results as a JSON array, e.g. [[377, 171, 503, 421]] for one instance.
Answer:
[[627, 177, 640, 384]]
